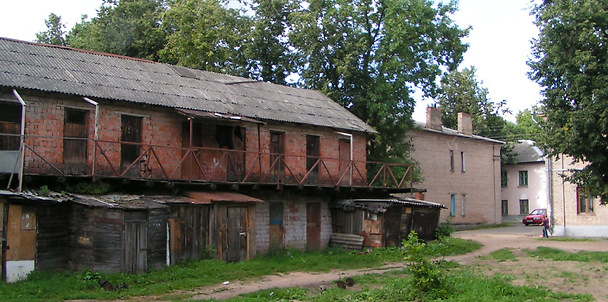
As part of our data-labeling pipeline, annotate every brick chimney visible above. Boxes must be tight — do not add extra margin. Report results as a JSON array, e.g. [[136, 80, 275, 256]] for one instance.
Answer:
[[426, 107, 442, 131], [458, 112, 473, 135]]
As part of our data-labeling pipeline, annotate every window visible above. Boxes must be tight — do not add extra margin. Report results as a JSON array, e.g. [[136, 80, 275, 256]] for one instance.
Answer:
[[519, 199, 529, 215], [461, 152, 466, 172], [518, 170, 528, 186], [461, 194, 466, 216], [501, 170, 508, 187], [449, 150, 454, 172], [0, 102, 21, 150], [577, 187, 594, 214], [501, 200, 509, 216], [450, 194, 456, 216]]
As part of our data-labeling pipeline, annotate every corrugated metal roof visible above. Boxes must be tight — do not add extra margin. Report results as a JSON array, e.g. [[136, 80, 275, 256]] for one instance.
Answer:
[[0, 38, 376, 134]]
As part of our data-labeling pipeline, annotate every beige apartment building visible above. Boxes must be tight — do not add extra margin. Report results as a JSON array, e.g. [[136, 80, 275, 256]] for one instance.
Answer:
[[408, 108, 504, 226]]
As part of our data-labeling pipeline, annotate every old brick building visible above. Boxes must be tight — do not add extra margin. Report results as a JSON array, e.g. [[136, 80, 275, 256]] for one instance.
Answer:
[[407, 108, 504, 226], [0, 38, 414, 280]]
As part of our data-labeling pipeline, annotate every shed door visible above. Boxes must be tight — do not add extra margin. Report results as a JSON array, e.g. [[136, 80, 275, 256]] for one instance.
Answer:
[[268, 203, 284, 249], [120, 115, 142, 177], [63, 109, 88, 175], [5, 205, 36, 282], [384, 208, 402, 247], [122, 212, 148, 273], [169, 205, 209, 265], [306, 203, 321, 250], [226, 207, 248, 262]]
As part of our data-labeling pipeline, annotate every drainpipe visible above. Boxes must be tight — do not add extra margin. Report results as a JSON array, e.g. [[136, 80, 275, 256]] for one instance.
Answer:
[[83, 98, 99, 178], [12, 89, 26, 193], [336, 132, 353, 186], [546, 155, 553, 233]]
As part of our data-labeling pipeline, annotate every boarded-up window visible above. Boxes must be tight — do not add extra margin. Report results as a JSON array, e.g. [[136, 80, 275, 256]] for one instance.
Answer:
[[0, 102, 21, 150]]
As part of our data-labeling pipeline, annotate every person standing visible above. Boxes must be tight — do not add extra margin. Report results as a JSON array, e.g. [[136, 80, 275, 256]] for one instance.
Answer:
[[541, 215, 550, 238]]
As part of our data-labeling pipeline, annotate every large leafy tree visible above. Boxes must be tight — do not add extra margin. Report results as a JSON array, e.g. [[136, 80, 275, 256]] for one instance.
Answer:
[[435, 66, 509, 139], [159, 0, 250, 73], [529, 0, 608, 199], [243, 0, 299, 84], [290, 0, 469, 161], [67, 0, 167, 60], [35, 13, 68, 46]]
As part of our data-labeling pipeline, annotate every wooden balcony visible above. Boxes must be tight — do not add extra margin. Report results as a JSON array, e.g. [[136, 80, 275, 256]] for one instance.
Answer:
[[0, 133, 413, 191]]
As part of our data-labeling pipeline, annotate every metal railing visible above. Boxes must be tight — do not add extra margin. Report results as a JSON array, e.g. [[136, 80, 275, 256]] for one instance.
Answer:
[[0, 133, 412, 189]]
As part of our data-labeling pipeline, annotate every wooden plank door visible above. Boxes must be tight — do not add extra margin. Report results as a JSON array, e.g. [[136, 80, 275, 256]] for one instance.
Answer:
[[226, 207, 247, 262], [122, 212, 148, 273], [268, 203, 283, 249], [181, 122, 203, 179], [120, 115, 142, 177], [306, 203, 321, 250], [63, 109, 88, 175], [270, 132, 285, 183], [5, 205, 36, 282], [169, 205, 209, 265], [227, 126, 246, 182], [306, 135, 320, 185], [338, 138, 351, 185]]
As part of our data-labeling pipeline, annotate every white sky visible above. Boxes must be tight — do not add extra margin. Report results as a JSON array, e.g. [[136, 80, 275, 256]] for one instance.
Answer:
[[0, 0, 541, 123]]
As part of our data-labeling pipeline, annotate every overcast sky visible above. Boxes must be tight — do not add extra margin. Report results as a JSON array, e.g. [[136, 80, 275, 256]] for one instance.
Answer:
[[0, 0, 541, 123]]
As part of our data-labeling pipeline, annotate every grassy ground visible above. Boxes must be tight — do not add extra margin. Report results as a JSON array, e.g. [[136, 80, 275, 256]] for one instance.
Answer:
[[1, 236, 601, 301]]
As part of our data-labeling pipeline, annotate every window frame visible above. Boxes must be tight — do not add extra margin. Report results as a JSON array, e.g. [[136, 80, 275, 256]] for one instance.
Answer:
[[449, 150, 454, 172], [577, 187, 595, 214], [518, 170, 528, 187], [460, 151, 466, 173]]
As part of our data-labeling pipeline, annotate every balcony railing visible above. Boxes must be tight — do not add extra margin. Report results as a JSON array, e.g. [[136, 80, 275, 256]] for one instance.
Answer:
[[0, 133, 412, 190]]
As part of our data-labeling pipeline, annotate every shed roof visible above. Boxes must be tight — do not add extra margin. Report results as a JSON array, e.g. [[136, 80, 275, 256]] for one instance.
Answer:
[[0, 37, 376, 134]]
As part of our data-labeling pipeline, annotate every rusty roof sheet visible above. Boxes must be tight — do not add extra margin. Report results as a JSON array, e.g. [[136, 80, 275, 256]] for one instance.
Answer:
[[0, 38, 376, 134], [71, 194, 168, 209], [185, 191, 263, 203]]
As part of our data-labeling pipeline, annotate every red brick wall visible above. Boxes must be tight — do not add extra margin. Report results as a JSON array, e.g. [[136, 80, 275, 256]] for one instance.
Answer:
[[6, 89, 370, 185]]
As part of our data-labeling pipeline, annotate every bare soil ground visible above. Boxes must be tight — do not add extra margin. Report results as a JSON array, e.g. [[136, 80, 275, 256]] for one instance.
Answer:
[[141, 224, 608, 301]]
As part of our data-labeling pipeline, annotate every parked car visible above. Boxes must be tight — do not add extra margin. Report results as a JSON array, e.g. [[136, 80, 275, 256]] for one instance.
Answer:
[[522, 208, 546, 226]]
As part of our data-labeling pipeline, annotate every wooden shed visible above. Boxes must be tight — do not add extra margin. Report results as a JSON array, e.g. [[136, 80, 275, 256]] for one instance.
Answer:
[[185, 191, 263, 262], [69, 195, 168, 274], [0, 190, 70, 282], [331, 197, 445, 247]]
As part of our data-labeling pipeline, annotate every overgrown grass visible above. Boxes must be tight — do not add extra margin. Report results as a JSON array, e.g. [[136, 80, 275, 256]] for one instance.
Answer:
[[222, 268, 593, 302], [527, 246, 608, 263], [489, 248, 518, 262], [0, 238, 475, 302]]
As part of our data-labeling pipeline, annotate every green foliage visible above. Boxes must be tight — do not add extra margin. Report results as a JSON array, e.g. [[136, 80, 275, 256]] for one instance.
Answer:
[[434, 216, 454, 239], [39, 185, 50, 197], [67, 0, 167, 60], [66, 181, 112, 195], [436, 66, 510, 139], [489, 248, 517, 262], [402, 231, 448, 298], [35, 13, 67, 46], [529, 0, 608, 200]]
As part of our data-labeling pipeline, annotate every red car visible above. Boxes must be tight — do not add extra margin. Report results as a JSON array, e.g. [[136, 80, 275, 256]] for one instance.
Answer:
[[522, 208, 546, 226]]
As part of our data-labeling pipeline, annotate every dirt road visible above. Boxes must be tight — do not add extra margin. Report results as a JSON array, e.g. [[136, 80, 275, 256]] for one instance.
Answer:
[[174, 224, 608, 301]]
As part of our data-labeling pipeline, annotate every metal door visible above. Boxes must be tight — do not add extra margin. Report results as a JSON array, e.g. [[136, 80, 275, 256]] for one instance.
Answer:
[[63, 109, 88, 174], [268, 203, 284, 249], [226, 207, 247, 262], [306, 203, 321, 250]]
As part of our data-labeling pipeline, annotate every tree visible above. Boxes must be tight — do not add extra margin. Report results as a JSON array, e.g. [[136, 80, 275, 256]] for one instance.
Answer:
[[159, 0, 250, 73], [435, 66, 509, 139], [36, 13, 67, 46], [67, 0, 167, 60], [529, 0, 608, 200], [290, 0, 469, 162], [242, 0, 299, 84]]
